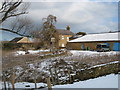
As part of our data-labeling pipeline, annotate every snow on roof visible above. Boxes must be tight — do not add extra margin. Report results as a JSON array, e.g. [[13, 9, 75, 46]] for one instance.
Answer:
[[69, 32, 120, 42]]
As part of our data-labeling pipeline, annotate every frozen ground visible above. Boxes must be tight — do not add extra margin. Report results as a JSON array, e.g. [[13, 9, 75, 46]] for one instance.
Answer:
[[2, 50, 119, 89], [14, 49, 120, 58], [1, 74, 118, 89], [14, 49, 50, 56], [53, 74, 119, 88], [70, 50, 120, 57], [0, 82, 47, 89]]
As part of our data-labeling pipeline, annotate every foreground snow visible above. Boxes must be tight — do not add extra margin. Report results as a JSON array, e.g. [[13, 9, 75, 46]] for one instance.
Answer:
[[1, 74, 118, 89], [0, 82, 47, 89], [53, 74, 118, 88]]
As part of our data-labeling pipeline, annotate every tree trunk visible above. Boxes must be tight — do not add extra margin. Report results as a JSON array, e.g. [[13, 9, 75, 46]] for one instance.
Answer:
[[68, 70, 71, 83], [3, 73, 7, 90], [54, 68, 60, 85], [11, 73, 15, 90], [46, 77, 52, 90], [49, 68, 55, 85], [34, 72, 37, 89]]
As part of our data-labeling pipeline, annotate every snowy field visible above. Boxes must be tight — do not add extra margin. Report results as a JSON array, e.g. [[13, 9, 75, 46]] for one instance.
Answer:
[[0, 82, 47, 89], [53, 74, 119, 88], [2, 50, 119, 89], [14, 49, 50, 56], [70, 50, 120, 57], [0, 74, 118, 89], [14, 49, 120, 57]]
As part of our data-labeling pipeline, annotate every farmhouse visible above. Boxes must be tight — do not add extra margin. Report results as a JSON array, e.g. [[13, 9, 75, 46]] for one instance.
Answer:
[[67, 32, 120, 51], [56, 28, 74, 48]]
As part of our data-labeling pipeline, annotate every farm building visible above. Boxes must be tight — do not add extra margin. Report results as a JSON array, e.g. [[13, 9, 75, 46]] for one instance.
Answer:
[[10, 37, 31, 43], [67, 32, 120, 51], [56, 28, 74, 48], [9, 37, 33, 49]]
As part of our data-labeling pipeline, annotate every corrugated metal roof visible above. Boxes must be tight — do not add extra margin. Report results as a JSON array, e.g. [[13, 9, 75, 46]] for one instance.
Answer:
[[10, 37, 23, 42], [69, 32, 120, 42]]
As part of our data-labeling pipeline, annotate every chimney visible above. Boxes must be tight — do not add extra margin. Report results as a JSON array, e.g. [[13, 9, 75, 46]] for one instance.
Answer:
[[66, 25, 70, 31]]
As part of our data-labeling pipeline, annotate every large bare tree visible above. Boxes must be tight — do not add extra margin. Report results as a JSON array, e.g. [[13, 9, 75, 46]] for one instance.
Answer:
[[0, 0, 31, 37], [31, 15, 58, 48], [41, 15, 57, 47]]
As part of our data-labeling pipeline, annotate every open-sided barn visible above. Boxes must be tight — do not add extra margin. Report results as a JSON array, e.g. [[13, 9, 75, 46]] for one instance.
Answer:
[[67, 32, 120, 51], [9, 37, 33, 49]]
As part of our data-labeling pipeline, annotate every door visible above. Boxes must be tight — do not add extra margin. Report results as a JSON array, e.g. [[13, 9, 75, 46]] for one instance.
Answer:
[[113, 42, 120, 51], [81, 44, 85, 50]]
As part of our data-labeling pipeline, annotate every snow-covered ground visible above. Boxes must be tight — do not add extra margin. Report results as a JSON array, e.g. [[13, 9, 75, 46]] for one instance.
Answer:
[[89, 61, 119, 69], [1, 74, 118, 89], [2, 50, 120, 89], [53, 74, 119, 88], [14, 49, 120, 57], [0, 82, 47, 89], [70, 50, 119, 57], [14, 49, 50, 56]]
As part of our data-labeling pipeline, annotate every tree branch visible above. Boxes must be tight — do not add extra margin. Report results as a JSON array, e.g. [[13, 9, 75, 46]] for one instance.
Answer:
[[7, 12, 28, 18], [0, 28, 31, 37], [1, 1, 22, 23]]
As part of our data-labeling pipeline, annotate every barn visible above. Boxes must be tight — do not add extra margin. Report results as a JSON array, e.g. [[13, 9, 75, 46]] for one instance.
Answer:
[[10, 37, 33, 49], [67, 32, 120, 51]]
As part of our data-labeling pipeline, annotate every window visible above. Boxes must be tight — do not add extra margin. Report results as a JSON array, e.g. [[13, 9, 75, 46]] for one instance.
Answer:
[[97, 44, 109, 48], [81, 44, 85, 49], [62, 43, 65, 47], [62, 36, 64, 39], [67, 37, 69, 41]]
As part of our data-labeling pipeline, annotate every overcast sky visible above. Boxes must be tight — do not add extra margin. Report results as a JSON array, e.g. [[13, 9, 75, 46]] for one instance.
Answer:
[[1, 0, 119, 41]]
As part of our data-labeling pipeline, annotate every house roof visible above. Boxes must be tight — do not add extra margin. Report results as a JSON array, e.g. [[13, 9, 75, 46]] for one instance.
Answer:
[[56, 29, 74, 35], [10, 37, 23, 42], [69, 32, 120, 43]]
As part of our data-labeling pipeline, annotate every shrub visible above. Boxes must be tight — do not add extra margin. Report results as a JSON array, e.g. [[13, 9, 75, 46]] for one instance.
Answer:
[[2, 42, 15, 50]]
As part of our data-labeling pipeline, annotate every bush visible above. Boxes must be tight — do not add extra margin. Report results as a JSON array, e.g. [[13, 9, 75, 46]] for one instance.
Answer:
[[2, 42, 15, 50], [33, 42, 44, 50]]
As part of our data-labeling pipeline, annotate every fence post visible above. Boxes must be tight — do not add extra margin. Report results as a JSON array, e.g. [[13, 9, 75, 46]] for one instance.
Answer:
[[49, 68, 55, 85], [33, 67, 37, 89], [11, 72, 15, 90], [54, 67, 60, 85], [7, 81, 10, 90], [3, 72, 7, 90], [46, 77, 52, 90], [34, 73, 37, 89], [68, 70, 71, 83]]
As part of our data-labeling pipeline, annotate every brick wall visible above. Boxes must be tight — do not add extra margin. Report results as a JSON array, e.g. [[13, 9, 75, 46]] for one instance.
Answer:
[[67, 41, 120, 50]]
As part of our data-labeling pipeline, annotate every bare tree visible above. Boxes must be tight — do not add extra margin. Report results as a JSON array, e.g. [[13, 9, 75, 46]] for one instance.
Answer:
[[0, 0, 31, 37], [41, 14, 57, 41], [10, 16, 33, 36], [30, 15, 57, 49]]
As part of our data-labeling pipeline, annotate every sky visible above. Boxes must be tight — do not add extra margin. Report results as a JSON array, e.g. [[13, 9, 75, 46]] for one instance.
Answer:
[[0, 0, 119, 41]]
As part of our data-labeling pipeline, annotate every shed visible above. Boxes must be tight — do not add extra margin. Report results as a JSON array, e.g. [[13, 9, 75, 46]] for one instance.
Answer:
[[10, 37, 32, 43], [10, 37, 33, 49], [67, 32, 120, 51]]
